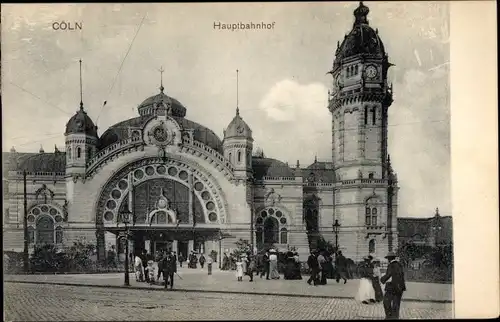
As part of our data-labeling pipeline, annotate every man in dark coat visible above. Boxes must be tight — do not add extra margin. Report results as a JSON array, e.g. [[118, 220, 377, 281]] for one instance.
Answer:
[[178, 253, 184, 268], [199, 254, 206, 269], [260, 251, 270, 280], [335, 251, 348, 284], [306, 250, 319, 285], [162, 250, 177, 290], [380, 251, 406, 320], [140, 250, 150, 283]]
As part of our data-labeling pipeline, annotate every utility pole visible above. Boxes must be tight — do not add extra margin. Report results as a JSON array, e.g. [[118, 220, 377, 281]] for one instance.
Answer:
[[23, 170, 29, 273]]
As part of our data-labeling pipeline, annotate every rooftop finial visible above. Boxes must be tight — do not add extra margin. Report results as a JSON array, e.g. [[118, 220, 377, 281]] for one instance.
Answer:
[[435, 207, 440, 216], [79, 59, 84, 110], [314, 155, 317, 163], [236, 69, 240, 116], [159, 66, 165, 93], [39, 145, 45, 153], [353, 1, 369, 26]]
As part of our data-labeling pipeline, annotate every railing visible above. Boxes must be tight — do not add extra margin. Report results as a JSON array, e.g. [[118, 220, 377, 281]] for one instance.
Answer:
[[87, 136, 143, 169], [14, 171, 65, 177], [183, 139, 234, 173], [341, 178, 387, 185], [261, 176, 296, 181]]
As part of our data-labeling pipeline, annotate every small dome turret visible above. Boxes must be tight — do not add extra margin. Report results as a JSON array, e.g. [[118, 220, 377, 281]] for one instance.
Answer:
[[224, 108, 252, 139], [65, 105, 98, 138]]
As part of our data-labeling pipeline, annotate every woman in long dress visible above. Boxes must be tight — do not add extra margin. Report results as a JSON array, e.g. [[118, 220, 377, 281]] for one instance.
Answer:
[[355, 256, 376, 304], [134, 253, 144, 282], [235, 257, 244, 281], [269, 250, 280, 279]]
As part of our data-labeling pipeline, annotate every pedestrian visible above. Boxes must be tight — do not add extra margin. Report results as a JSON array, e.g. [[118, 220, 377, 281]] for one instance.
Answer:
[[199, 253, 206, 269], [235, 257, 244, 281], [247, 254, 256, 282], [140, 250, 150, 283], [178, 253, 184, 268], [317, 251, 327, 285], [241, 253, 248, 275], [269, 249, 280, 279], [147, 258, 155, 285], [156, 250, 164, 282], [307, 250, 319, 286], [355, 255, 376, 304], [335, 251, 348, 284], [162, 250, 177, 290], [134, 252, 144, 282], [207, 254, 213, 275], [381, 251, 406, 320], [372, 260, 384, 302], [260, 251, 270, 280], [222, 253, 229, 270]]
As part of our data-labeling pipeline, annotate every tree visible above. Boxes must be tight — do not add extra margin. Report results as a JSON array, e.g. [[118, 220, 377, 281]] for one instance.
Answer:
[[231, 238, 251, 259]]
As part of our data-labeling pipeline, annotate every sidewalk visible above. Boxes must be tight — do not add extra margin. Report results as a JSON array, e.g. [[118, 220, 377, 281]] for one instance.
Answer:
[[5, 267, 453, 303]]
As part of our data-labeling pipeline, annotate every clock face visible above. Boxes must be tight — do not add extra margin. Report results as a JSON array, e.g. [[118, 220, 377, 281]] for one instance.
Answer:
[[366, 66, 378, 78], [237, 126, 244, 134], [76, 120, 84, 129]]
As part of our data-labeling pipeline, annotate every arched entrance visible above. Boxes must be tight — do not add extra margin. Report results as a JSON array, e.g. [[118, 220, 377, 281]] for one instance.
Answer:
[[255, 206, 289, 251], [94, 157, 228, 261]]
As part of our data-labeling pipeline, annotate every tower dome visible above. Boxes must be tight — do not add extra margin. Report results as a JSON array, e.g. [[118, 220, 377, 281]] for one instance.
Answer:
[[224, 108, 252, 139], [137, 89, 187, 118], [65, 104, 98, 137], [334, 2, 386, 64]]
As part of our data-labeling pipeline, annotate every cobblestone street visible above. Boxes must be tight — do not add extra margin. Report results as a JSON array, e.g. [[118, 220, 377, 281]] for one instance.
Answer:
[[4, 283, 453, 321]]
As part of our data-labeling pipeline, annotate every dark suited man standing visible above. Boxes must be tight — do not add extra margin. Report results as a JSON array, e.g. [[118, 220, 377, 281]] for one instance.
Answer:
[[162, 250, 177, 290], [380, 251, 406, 320], [306, 250, 319, 286], [260, 251, 270, 280]]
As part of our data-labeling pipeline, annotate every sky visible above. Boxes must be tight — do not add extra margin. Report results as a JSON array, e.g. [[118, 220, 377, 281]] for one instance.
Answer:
[[1, 2, 450, 218]]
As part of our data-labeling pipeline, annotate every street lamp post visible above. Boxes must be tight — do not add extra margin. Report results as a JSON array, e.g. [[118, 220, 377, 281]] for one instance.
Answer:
[[332, 219, 341, 251], [119, 206, 132, 286]]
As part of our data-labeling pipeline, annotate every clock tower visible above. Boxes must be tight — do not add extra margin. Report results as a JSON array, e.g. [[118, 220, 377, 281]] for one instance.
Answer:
[[223, 107, 253, 181], [328, 2, 399, 260]]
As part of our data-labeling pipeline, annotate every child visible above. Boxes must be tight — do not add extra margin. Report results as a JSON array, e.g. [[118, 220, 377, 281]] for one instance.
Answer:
[[235, 257, 244, 282]]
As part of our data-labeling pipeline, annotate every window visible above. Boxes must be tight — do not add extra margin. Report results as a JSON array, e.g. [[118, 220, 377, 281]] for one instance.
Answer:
[[372, 107, 376, 125], [87, 147, 92, 160], [364, 107, 368, 125], [365, 198, 379, 227], [369, 239, 376, 253], [354, 65, 359, 75], [36, 216, 55, 245], [28, 227, 35, 244], [55, 227, 63, 244], [228, 152, 232, 162], [77, 147, 81, 159], [263, 216, 279, 244], [368, 173, 374, 179], [68, 148, 72, 160], [280, 228, 288, 244], [237, 151, 242, 163]]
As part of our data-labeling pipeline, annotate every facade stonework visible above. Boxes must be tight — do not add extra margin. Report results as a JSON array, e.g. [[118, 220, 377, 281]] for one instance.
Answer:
[[2, 3, 399, 262]]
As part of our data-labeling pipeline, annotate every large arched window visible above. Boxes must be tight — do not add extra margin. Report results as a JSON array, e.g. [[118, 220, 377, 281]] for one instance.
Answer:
[[255, 207, 288, 247], [27, 204, 64, 245]]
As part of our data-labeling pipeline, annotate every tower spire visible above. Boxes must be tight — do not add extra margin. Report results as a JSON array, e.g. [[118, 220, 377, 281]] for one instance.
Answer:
[[79, 59, 84, 110], [236, 69, 239, 116], [159, 66, 165, 93]]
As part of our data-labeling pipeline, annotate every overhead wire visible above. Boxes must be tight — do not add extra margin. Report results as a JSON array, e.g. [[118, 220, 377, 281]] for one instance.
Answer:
[[96, 11, 148, 124]]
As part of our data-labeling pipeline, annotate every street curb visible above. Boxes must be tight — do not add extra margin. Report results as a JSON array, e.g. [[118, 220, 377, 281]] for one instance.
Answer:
[[5, 280, 453, 304]]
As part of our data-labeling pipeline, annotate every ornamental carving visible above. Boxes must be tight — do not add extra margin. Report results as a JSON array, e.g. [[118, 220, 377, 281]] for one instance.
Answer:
[[143, 116, 182, 148], [35, 184, 55, 203], [265, 188, 282, 206]]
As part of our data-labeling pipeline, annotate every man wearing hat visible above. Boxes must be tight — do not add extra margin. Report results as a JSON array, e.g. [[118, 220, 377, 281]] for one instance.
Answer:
[[380, 251, 406, 319]]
